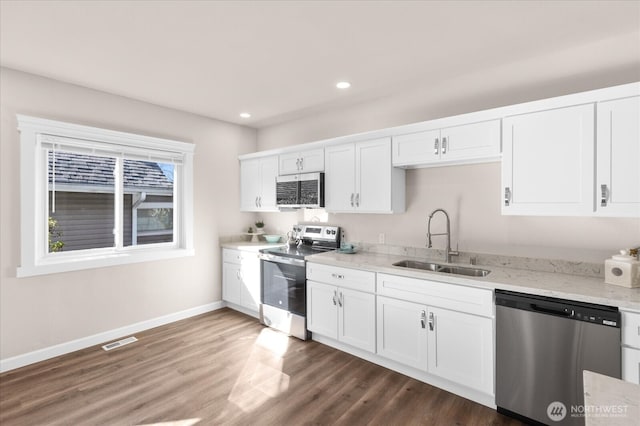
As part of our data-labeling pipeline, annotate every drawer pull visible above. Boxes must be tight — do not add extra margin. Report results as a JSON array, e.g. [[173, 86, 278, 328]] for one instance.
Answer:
[[428, 312, 434, 331], [331, 273, 345, 279], [420, 310, 426, 329]]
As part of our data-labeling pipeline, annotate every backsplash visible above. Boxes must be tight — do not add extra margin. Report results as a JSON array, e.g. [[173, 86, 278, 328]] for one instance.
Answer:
[[219, 234, 604, 278], [353, 242, 604, 279]]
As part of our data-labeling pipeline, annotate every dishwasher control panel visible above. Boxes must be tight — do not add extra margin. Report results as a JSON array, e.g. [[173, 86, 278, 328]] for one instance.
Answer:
[[495, 289, 620, 328]]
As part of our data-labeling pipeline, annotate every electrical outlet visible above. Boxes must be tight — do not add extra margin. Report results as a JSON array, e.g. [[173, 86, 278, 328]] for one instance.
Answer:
[[378, 233, 385, 244]]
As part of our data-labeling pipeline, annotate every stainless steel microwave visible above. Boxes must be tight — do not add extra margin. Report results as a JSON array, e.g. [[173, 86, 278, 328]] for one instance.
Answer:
[[276, 172, 324, 209]]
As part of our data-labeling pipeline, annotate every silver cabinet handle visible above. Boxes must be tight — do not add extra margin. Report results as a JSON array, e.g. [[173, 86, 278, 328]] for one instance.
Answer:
[[350, 193, 355, 207], [428, 312, 434, 331], [601, 184, 608, 207], [331, 273, 344, 279], [420, 310, 426, 329], [296, 158, 300, 170], [258, 196, 262, 208], [338, 292, 343, 307], [300, 157, 304, 170], [355, 193, 360, 207], [434, 138, 439, 155], [236, 270, 240, 280], [255, 196, 259, 207], [504, 187, 511, 207], [442, 137, 447, 155], [332, 290, 337, 306]]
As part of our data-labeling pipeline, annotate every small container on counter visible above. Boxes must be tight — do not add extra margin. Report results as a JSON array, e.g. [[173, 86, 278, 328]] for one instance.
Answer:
[[604, 250, 640, 288]]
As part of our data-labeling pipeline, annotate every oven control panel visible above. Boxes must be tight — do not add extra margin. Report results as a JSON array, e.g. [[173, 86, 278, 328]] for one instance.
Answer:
[[297, 225, 341, 243]]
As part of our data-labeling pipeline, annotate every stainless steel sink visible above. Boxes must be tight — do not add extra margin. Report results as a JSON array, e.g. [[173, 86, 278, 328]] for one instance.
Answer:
[[392, 260, 491, 277]]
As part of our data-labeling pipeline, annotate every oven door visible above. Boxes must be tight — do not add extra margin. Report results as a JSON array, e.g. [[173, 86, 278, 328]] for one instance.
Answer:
[[260, 255, 306, 316]]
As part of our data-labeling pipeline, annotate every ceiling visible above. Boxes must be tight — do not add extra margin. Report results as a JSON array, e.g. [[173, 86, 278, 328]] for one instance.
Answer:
[[1, 1, 639, 128]]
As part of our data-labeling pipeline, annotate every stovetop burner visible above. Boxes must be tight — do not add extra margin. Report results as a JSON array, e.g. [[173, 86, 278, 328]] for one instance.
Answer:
[[260, 224, 341, 260], [261, 243, 333, 260]]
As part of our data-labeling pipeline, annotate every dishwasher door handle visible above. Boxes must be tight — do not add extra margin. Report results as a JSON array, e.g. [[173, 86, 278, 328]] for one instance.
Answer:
[[531, 303, 573, 318]]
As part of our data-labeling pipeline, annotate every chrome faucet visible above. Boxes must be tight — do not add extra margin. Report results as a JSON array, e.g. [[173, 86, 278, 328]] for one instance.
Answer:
[[427, 208, 459, 263]]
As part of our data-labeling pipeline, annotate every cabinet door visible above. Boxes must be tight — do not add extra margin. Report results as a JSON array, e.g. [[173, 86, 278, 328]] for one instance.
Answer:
[[392, 129, 441, 166], [222, 262, 242, 305], [279, 152, 302, 175], [597, 96, 640, 217], [325, 144, 355, 212], [239, 252, 260, 311], [377, 296, 428, 371], [240, 159, 261, 211], [307, 281, 338, 339], [299, 148, 325, 173], [258, 156, 279, 211], [427, 307, 493, 394], [502, 104, 595, 215], [356, 137, 392, 212], [338, 288, 376, 353], [440, 120, 500, 162], [622, 347, 640, 384]]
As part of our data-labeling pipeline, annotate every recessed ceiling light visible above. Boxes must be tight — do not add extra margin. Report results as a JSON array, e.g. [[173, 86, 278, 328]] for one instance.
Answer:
[[239, 112, 251, 118], [336, 81, 351, 89]]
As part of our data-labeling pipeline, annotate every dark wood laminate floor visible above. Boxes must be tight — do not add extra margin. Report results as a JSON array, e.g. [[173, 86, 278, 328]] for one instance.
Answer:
[[0, 308, 524, 425]]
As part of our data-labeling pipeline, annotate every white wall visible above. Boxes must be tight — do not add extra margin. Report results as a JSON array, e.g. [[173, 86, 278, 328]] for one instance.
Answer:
[[256, 72, 640, 263], [0, 68, 257, 359]]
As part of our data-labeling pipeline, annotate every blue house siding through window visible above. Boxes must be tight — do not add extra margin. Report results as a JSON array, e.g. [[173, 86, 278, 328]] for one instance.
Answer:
[[48, 152, 174, 252]]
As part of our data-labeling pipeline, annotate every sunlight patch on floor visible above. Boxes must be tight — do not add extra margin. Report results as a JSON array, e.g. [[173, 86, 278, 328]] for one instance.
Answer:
[[227, 328, 292, 413], [255, 327, 291, 357]]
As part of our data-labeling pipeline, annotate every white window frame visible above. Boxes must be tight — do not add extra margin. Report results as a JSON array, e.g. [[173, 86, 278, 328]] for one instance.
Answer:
[[17, 115, 195, 277]]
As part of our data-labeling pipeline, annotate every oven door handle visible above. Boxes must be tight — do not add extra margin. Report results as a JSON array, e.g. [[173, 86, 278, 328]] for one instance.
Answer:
[[259, 253, 306, 267]]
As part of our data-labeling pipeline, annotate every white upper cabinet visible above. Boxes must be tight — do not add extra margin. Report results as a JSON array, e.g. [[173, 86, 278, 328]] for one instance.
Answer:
[[325, 137, 405, 213], [393, 119, 501, 168], [279, 148, 324, 175], [502, 104, 595, 216], [240, 156, 278, 212], [596, 96, 640, 217]]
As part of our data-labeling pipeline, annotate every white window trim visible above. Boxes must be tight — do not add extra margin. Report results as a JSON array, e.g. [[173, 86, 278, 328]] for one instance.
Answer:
[[17, 115, 195, 277]]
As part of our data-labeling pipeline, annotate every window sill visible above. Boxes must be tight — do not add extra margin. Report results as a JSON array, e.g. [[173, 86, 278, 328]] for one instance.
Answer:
[[16, 247, 195, 278]]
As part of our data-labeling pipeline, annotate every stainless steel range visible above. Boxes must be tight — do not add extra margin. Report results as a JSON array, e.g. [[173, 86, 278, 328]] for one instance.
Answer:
[[259, 224, 341, 340]]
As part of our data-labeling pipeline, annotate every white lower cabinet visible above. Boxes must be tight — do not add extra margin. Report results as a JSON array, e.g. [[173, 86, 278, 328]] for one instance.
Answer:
[[222, 248, 260, 314], [376, 273, 494, 396], [621, 309, 640, 384], [376, 296, 428, 371], [622, 347, 640, 384], [306, 263, 377, 353], [427, 306, 494, 395], [307, 280, 376, 353], [307, 264, 495, 405]]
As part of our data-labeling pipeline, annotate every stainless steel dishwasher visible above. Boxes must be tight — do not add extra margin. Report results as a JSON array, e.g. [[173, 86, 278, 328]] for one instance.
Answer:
[[495, 290, 621, 426]]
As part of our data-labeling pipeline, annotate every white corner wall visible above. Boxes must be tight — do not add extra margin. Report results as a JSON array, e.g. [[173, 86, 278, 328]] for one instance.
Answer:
[[256, 70, 640, 263], [0, 68, 257, 362]]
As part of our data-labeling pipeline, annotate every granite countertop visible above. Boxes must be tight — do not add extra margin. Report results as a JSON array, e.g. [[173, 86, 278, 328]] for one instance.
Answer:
[[220, 241, 285, 252], [305, 250, 640, 311]]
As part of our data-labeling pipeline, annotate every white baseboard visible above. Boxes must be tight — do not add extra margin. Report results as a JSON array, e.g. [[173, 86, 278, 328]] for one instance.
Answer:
[[0, 301, 224, 373]]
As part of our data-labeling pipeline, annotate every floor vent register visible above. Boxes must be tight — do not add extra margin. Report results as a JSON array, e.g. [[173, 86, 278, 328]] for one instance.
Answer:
[[102, 336, 138, 351]]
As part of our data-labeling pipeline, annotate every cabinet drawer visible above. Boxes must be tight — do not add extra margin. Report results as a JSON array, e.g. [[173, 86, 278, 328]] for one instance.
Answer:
[[222, 248, 258, 264], [307, 262, 375, 293], [622, 310, 640, 349], [377, 273, 493, 317]]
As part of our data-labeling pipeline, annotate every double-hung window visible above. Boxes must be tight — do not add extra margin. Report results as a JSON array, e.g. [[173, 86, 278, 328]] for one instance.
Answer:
[[17, 115, 195, 277]]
